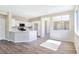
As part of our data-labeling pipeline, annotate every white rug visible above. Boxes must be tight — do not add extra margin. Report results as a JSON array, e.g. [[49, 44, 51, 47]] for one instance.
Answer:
[[40, 40, 61, 51]]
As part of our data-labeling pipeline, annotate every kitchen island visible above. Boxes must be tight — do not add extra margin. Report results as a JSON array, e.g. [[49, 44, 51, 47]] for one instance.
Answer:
[[9, 30, 37, 43]]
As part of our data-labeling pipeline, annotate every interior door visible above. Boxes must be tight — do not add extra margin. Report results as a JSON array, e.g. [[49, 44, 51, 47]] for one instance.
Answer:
[[0, 16, 5, 40]]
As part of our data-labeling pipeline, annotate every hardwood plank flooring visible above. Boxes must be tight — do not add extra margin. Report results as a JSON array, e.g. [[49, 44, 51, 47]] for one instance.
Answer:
[[0, 38, 76, 54]]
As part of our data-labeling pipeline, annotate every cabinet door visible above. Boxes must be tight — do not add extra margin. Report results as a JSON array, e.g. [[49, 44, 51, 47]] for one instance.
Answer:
[[0, 16, 5, 40]]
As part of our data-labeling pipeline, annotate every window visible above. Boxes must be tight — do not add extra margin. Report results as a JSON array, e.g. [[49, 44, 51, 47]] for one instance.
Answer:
[[75, 6, 79, 35], [53, 21, 69, 30], [76, 10, 79, 32], [62, 21, 69, 30], [62, 15, 70, 21], [53, 15, 70, 30], [53, 16, 61, 21]]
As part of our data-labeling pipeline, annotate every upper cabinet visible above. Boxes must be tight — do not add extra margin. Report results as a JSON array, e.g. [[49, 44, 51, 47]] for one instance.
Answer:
[[11, 19, 32, 27], [12, 19, 16, 26]]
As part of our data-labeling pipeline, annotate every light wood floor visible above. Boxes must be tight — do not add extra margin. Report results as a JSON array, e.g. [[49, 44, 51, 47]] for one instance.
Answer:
[[0, 38, 76, 54]]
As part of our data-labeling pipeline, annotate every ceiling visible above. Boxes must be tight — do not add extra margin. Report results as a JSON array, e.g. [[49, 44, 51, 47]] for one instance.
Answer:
[[0, 5, 75, 19]]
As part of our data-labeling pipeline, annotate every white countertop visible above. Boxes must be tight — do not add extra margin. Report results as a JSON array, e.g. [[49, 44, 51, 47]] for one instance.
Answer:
[[9, 29, 36, 33]]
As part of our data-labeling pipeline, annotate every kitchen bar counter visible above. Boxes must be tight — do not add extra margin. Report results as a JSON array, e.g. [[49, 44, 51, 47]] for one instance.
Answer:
[[9, 30, 37, 43]]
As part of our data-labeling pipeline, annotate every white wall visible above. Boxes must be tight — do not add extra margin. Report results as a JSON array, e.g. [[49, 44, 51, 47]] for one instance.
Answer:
[[31, 17, 51, 37], [50, 12, 74, 42], [0, 15, 5, 40], [50, 30, 71, 42], [30, 11, 74, 42], [74, 6, 79, 54], [41, 17, 50, 37]]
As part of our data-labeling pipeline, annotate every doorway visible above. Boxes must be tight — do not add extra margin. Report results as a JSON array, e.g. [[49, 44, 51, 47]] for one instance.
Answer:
[[34, 23, 38, 36], [45, 20, 49, 38]]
